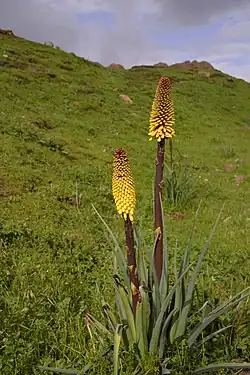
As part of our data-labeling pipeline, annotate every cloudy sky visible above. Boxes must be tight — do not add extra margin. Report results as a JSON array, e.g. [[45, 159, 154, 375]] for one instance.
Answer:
[[1, 0, 250, 81]]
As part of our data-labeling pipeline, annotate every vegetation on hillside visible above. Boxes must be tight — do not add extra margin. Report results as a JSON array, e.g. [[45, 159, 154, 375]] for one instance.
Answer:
[[0, 31, 250, 374]]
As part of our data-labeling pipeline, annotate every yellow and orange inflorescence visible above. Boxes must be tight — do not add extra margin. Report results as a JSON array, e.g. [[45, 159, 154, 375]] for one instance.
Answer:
[[112, 148, 136, 222], [149, 76, 175, 142]]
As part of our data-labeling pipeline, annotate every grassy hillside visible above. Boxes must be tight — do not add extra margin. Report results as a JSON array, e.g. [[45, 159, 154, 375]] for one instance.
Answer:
[[1, 32, 250, 374]]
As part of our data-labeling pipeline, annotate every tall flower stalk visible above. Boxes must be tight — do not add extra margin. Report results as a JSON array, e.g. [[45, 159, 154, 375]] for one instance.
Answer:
[[149, 77, 175, 282], [112, 148, 140, 314]]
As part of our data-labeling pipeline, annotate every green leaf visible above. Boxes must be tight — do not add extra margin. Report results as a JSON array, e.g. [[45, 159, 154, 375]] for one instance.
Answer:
[[159, 308, 177, 359], [114, 324, 124, 375], [102, 302, 118, 332], [85, 313, 113, 339], [134, 225, 148, 286], [188, 287, 250, 347], [92, 204, 130, 290], [170, 205, 224, 342], [195, 325, 232, 347], [146, 240, 161, 317], [136, 286, 150, 357], [169, 202, 202, 343], [38, 346, 113, 375], [114, 276, 136, 342], [158, 194, 169, 304], [193, 362, 250, 374], [149, 262, 194, 356], [131, 366, 142, 375], [103, 229, 129, 288], [189, 300, 213, 321], [114, 286, 130, 350], [96, 283, 118, 332], [37, 367, 79, 374], [169, 241, 185, 343]]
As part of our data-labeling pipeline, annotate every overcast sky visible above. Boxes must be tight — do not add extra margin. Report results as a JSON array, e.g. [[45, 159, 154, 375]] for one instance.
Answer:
[[1, 0, 250, 81]]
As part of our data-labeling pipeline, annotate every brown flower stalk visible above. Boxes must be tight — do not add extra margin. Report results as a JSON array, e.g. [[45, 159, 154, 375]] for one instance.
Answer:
[[149, 77, 175, 282], [112, 148, 140, 315]]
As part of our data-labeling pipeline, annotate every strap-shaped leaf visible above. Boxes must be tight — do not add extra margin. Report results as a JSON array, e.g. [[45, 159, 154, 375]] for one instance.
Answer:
[[188, 287, 250, 347], [195, 325, 232, 347], [114, 276, 136, 342], [92, 204, 130, 290], [193, 362, 250, 374], [136, 286, 150, 356], [159, 194, 169, 303], [114, 324, 124, 375], [85, 313, 113, 338], [134, 225, 148, 286], [149, 262, 194, 355], [37, 346, 113, 374], [171, 205, 224, 342], [159, 308, 177, 358]]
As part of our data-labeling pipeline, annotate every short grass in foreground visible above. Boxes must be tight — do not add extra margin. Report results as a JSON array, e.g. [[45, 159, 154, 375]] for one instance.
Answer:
[[0, 32, 250, 374]]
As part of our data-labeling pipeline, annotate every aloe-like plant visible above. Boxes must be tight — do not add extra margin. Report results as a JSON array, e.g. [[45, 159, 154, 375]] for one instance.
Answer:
[[86, 200, 250, 375]]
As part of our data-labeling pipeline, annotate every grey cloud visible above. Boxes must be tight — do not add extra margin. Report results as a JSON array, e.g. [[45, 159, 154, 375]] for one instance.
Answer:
[[0, 0, 152, 66], [0, 0, 79, 51], [155, 0, 250, 26], [218, 20, 250, 41], [95, 2, 150, 65]]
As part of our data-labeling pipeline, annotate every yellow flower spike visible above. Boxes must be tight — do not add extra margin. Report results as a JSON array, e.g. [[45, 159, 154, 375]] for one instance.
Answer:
[[112, 148, 136, 222], [149, 77, 175, 142]]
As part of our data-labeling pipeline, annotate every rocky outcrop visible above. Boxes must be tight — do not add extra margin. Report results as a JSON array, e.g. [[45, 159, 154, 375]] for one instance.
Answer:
[[0, 29, 15, 38], [154, 62, 168, 67], [108, 63, 125, 69], [130, 64, 153, 69], [130, 60, 213, 71], [171, 60, 214, 70]]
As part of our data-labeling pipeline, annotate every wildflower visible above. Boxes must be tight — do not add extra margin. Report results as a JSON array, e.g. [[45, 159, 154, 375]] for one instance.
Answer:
[[149, 77, 175, 142], [112, 148, 136, 222]]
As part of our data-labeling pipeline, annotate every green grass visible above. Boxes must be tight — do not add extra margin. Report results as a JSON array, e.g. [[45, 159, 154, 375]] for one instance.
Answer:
[[0, 33, 250, 374]]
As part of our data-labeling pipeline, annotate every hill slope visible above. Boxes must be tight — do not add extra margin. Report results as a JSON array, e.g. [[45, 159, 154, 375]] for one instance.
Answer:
[[1, 32, 250, 374]]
